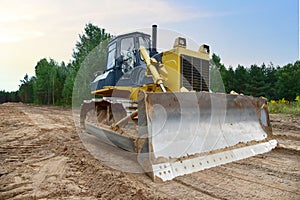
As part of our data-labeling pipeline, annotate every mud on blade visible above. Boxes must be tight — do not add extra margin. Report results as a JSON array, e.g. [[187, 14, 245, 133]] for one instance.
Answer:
[[137, 91, 277, 182]]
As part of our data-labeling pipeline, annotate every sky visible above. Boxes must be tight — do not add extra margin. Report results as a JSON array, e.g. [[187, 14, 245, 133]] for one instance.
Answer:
[[0, 0, 298, 91]]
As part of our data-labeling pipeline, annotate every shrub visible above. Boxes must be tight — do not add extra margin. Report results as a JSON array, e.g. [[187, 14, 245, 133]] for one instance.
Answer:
[[269, 96, 300, 116]]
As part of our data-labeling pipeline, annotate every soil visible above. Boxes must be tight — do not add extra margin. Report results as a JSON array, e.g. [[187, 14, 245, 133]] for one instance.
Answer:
[[0, 103, 299, 199]]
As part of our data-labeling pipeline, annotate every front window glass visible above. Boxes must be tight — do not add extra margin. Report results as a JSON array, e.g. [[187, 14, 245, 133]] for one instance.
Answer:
[[139, 36, 150, 60], [120, 37, 135, 73], [138, 36, 150, 50], [106, 43, 116, 70]]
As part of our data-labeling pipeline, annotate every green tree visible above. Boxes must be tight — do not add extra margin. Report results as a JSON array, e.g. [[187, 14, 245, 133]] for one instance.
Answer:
[[52, 61, 68, 105], [210, 54, 226, 93], [262, 62, 277, 100], [64, 23, 112, 106], [34, 58, 65, 105], [72, 23, 111, 72], [18, 74, 35, 103], [0, 90, 20, 104], [233, 65, 251, 95], [35, 58, 52, 104], [246, 64, 268, 97], [275, 61, 300, 101], [62, 64, 76, 105], [224, 66, 235, 93], [16, 23, 113, 106]]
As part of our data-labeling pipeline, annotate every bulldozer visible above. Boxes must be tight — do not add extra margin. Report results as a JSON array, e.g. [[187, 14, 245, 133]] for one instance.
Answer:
[[80, 25, 277, 182]]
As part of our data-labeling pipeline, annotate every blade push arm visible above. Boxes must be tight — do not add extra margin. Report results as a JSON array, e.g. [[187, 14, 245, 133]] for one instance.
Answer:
[[139, 46, 166, 92]]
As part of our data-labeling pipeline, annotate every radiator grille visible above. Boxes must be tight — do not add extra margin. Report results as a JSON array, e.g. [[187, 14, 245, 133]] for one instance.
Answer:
[[180, 55, 209, 91]]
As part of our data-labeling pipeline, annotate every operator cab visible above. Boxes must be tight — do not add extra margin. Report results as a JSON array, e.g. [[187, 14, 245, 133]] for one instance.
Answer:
[[106, 32, 151, 72], [91, 32, 153, 92]]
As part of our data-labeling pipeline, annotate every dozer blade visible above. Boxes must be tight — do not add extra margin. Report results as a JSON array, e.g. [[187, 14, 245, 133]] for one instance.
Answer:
[[137, 91, 277, 182]]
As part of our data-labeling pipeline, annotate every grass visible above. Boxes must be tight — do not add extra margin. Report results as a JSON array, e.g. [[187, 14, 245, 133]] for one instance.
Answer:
[[268, 96, 300, 116]]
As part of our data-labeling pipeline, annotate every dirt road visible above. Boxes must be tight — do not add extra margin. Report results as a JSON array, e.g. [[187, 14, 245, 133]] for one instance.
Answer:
[[0, 103, 299, 199]]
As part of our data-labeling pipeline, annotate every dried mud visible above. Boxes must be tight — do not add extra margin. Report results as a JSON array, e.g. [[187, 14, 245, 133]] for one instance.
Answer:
[[0, 103, 299, 199]]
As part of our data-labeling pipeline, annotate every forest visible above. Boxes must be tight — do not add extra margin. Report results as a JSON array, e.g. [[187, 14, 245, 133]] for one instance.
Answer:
[[1, 23, 299, 105]]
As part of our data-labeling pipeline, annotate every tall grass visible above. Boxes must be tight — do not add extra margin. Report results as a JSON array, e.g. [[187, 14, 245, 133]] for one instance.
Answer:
[[268, 96, 300, 116]]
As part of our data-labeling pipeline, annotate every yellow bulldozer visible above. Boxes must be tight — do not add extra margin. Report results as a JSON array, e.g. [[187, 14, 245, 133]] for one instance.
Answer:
[[80, 25, 277, 182]]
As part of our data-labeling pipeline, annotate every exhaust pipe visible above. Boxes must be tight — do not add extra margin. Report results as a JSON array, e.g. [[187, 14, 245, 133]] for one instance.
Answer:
[[151, 24, 157, 54]]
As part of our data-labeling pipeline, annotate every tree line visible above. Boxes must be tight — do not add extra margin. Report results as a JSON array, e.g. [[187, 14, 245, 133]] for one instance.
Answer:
[[0, 23, 299, 105], [211, 54, 299, 101], [0, 23, 111, 105]]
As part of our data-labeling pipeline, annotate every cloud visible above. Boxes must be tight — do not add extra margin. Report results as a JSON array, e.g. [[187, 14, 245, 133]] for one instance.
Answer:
[[74, 0, 234, 23], [0, 0, 235, 43], [0, 14, 34, 24], [0, 0, 239, 91], [54, 0, 238, 36], [0, 29, 44, 43], [0, 0, 55, 43]]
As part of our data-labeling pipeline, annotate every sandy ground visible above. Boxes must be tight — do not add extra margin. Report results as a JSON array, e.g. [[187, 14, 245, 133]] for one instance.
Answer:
[[0, 103, 299, 199]]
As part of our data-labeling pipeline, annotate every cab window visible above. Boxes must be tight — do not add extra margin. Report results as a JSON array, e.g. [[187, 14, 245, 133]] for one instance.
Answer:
[[138, 36, 150, 50], [106, 43, 116, 70], [120, 37, 135, 73], [138, 36, 150, 60]]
